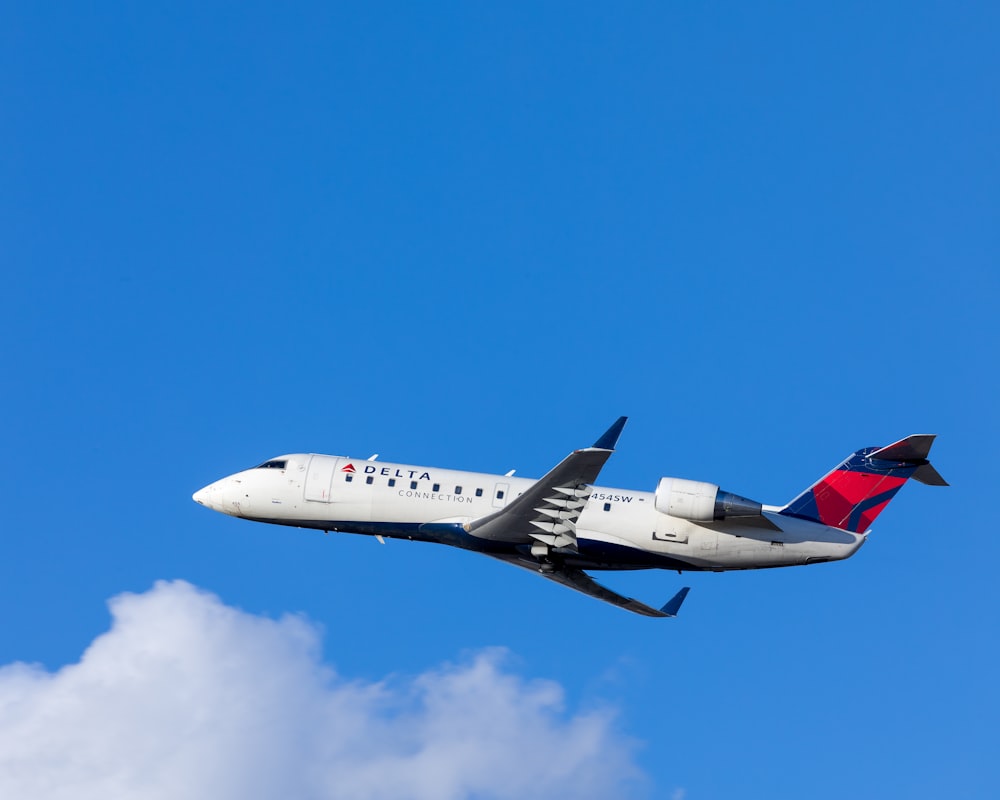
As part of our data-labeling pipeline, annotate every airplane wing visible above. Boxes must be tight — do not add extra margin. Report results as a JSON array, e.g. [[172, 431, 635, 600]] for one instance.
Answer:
[[469, 417, 690, 617], [488, 553, 690, 618], [465, 417, 628, 552]]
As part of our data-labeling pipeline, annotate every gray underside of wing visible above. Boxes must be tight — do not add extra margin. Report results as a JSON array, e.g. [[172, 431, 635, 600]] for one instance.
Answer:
[[487, 554, 679, 618]]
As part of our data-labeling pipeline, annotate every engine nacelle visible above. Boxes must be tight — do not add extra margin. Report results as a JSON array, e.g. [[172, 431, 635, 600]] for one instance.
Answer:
[[654, 477, 762, 521]]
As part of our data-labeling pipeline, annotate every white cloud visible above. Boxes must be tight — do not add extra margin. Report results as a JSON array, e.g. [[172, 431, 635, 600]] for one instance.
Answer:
[[0, 581, 645, 800]]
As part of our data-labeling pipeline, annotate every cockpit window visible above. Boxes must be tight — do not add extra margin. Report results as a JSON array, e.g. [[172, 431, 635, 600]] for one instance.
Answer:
[[255, 459, 287, 470]]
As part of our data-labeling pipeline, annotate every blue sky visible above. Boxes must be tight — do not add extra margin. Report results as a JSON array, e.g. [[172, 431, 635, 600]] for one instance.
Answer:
[[2, 2, 997, 797]]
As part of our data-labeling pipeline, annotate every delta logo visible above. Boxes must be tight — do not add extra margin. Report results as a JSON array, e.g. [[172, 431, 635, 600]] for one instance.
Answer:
[[341, 461, 433, 481]]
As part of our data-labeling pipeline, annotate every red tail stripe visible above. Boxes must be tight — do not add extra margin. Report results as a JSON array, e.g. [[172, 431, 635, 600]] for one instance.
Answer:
[[813, 471, 907, 529]]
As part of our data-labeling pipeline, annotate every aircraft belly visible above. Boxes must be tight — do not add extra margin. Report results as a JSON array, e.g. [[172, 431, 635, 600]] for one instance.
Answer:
[[568, 534, 706, 571], [576, 504, 715, 566], [709, 515, 863, 568]]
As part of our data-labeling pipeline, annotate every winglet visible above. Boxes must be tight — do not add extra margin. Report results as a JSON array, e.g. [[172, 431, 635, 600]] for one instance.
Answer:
[[660, 587, 691, 617], [592, 416, 628, 450]]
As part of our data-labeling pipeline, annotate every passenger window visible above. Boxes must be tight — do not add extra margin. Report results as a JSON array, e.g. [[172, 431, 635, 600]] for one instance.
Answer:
[[388, 479, 396, 487], [475, 488, 483, 497], [433, 483, 440, 492], [603, 502, 611, 512], [410, 481, 417, 490], [345, 474, 353, 483], [455, 486, 462, 495], [366, 476, 373, 485], [497, 490, 505, 499]]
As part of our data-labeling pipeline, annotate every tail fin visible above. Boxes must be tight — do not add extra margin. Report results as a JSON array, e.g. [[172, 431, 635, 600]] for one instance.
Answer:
[[779, 435, 947, 533]]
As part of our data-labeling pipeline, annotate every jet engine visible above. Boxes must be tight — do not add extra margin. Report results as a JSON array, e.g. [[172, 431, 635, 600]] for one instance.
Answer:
[[654, 477, 762, 522]]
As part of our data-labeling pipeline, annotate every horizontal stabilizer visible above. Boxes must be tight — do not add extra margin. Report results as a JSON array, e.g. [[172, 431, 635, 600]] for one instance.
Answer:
[[872, 434, 948, 485], [870, 434, 936, 462], [912, 463, 949, 486]]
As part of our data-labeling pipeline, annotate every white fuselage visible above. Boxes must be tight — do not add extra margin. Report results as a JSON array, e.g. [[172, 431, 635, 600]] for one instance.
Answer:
[[193, 453, 864, 573]]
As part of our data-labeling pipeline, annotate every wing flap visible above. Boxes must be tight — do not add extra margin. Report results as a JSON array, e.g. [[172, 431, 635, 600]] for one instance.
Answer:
[[465, 417, 628, 551]]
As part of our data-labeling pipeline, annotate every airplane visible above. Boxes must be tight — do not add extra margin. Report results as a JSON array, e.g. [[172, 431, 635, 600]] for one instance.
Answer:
[[192, 418, 946, 618]]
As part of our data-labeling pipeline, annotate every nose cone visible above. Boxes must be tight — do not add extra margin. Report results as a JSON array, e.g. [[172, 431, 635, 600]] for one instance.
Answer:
[[193, 480, 227, 513], [192, 476, 246, 517]]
